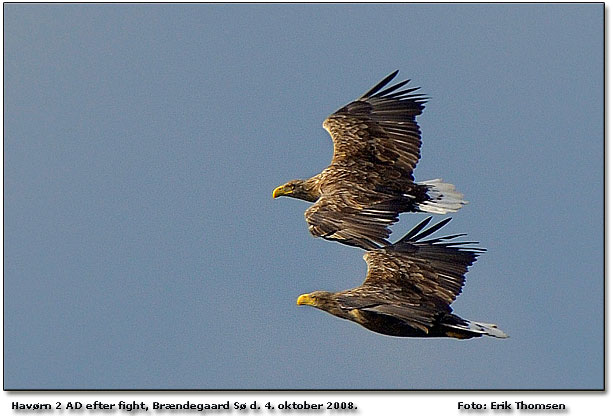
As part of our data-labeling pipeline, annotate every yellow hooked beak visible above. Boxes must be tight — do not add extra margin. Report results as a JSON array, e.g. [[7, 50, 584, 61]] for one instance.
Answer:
[[272, 184, 291, 199], [296, 294, 314, 306]]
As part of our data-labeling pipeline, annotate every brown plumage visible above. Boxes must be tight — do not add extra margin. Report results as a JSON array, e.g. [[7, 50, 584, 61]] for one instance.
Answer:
[[296, 217, 508, 339], [273, 71, 465, 250]]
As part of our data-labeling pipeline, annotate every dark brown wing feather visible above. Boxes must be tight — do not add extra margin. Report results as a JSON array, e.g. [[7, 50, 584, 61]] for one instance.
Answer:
[[306, 72, 428, 250], [338, 218, 484, 331], [304, 192, 400, 250], [323, 70, 427, 179]]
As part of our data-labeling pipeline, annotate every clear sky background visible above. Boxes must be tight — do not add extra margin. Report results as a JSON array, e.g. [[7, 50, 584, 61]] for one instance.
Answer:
[[4, 3, 603, 389]]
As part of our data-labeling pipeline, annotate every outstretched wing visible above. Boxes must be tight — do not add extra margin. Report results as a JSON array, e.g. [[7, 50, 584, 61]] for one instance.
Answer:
[[304, 72, 428, 249], [352, 218, 484, 331], [304, 191, 402, 250], [323, 70, 427, 181]]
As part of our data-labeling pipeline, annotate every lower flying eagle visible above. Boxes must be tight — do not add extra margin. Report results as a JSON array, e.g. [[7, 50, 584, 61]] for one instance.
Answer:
[[296, 217, 507, 339], [273, 71, 465, 250]]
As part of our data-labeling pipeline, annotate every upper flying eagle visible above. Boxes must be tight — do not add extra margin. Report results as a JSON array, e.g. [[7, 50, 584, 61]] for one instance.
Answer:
[[273, 71, 465, 250], [296, 217, 508, 339]]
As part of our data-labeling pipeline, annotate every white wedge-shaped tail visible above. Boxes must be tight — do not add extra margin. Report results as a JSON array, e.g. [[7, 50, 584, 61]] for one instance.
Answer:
[[447, 320, 509, 339], [417, 178, 467, 214]]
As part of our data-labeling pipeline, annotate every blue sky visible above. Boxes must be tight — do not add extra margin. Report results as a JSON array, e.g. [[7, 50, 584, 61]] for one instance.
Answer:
[[3, 3, 603, 389]]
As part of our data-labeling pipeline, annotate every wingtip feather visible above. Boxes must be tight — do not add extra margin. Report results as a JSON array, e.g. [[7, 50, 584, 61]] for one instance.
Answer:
[[359, 70, 400, 99]]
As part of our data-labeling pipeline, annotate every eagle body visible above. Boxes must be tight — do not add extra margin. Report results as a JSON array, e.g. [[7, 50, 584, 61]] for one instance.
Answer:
[[302, 163, 433, 248], [273, 71, 466, 250], [296, 217, 508, 340], [300, 291, 487, 339], [315, 160, 430, 204], [339, 307, 479, 339]]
